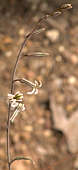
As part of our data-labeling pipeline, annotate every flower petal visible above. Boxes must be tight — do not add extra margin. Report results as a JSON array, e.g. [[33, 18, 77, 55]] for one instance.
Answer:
[[8, 93, 14, 100], [11, 100, 18, 108], [34, 88, 38, 95], [10, 109, 20, 122], [27, 88, 36, 95], [10, 103, 25, 122]]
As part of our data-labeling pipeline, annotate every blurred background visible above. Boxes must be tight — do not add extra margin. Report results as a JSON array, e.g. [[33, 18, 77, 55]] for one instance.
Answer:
[[0, 0, 78, 170]]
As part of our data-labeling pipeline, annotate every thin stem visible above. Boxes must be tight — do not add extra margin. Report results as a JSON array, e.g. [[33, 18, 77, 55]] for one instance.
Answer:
[[7, 103, 11, 170], [7, 4, 72, 170]]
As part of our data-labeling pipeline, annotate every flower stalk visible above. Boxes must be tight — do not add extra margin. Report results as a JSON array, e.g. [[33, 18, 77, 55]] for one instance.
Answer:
[[7, 3, 72, 170]]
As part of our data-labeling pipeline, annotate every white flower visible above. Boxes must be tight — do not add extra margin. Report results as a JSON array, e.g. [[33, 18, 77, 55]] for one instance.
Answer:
[[8, 91, 23, 102], [8, 91, 24, 109], [27, 80, 42, 95], [10, 103, 25, 122]]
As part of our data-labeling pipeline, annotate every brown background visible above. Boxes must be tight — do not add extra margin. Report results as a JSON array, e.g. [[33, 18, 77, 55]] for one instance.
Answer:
[[0, 0, 78, 170]]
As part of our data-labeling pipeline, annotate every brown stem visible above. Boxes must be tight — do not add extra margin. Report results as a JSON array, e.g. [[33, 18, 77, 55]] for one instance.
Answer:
[[13, 78, 35, 87]]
